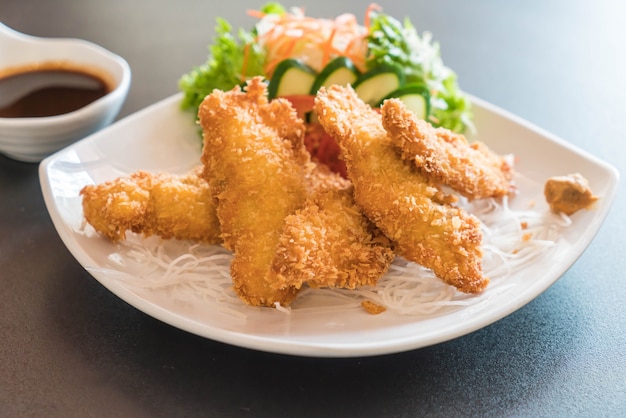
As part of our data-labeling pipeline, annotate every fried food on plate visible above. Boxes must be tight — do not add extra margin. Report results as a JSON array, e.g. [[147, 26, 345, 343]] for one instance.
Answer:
[[198, 77, 311, 307], [315, 85, 487, 294], [80, 167, 220, 244], [272, 168, 394, 290], [381, 98, 514, 200], [305, 160, 351, 194]]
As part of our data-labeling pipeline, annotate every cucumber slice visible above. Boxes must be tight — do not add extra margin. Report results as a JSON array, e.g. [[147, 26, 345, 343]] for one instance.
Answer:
[[309, 57, 360, 94], [268, 59, 317, 100], [353, 65, 405, 106], [380, 84, 431, 120]]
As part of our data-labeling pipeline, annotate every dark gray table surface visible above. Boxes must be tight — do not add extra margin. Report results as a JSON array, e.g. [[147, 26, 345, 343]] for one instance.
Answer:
[[1, 1, 624, 417]]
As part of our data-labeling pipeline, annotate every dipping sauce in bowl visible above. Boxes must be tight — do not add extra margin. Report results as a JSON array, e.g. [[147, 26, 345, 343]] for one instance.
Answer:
[[0, 63, 113, 118], [0, 22, 131, 162]]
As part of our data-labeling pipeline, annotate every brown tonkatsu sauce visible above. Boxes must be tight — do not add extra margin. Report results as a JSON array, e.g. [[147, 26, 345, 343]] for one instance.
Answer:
[[0, 64, 111, 118]]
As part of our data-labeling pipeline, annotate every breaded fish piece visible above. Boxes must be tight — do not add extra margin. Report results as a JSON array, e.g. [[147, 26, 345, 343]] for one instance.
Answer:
[[315, 85, 488, 294], [305, 160, 352, 194], [198, 77, 311, 307], [80, 167, 220, 243], [381, 98, 513, 200], [272, 167, 395, 290]]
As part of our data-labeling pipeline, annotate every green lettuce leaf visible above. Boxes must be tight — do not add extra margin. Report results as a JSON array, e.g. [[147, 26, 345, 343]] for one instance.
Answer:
[[178, 18, 266, 114], [366, 11, 473, 133]]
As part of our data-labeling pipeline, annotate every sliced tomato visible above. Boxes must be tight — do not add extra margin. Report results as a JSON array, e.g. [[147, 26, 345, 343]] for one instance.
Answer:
[[317, 134, 347, 178], [281, 94, 316, 119], [304, 123, 347, 178]]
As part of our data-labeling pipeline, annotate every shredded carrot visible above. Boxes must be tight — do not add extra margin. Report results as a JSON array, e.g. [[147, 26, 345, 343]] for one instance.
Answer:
[[322, 26, 338, 68], [246, 9, 267, 19], [364, 3, 381, 31], [264, 36, 299, 76], [344, 36, 367, 72], [249, 4, 376, 77]]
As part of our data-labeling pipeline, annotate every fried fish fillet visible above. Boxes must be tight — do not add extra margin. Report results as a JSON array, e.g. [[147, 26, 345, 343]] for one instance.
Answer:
[[315, 85, 488, 294], [272, 167, 395, 290], [198, 77, 311, 307], [381, 98, 513, 200], [80, 167, 220, 243], [305, 160, 351, 194]]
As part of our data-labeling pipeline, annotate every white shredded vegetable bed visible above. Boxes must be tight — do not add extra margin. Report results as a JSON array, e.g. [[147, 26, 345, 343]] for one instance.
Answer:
[[91, 174, 571, 319]]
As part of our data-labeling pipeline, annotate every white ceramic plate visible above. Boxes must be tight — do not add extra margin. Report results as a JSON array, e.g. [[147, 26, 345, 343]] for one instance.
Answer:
[[39, 93, 619, 357]]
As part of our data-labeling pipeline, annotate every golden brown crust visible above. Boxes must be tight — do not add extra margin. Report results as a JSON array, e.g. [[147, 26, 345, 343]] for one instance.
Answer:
[[198, 77, 309, 307], [80, 79, 496, 307], [272, 173, 394, 290], [80, 167, 221, 244], [361, 300, 387, 315], [315, 85, 488, 294], [381, 98, 514, 200]]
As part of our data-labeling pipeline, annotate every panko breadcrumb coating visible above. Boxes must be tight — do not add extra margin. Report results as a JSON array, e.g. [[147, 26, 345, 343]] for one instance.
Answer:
[[315, 85, 488, 294], [381, 98, 514, 200], [198, 77, 310, 307], [80, 167, 220, 244], [272, 175, 394, 291]]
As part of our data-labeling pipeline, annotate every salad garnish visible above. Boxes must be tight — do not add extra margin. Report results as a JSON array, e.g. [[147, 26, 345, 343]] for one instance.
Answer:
[[179, 3, 473, 133]]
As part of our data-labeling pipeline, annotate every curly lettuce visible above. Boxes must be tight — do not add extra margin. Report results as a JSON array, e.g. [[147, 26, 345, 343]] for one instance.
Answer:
[[178, 18, 266, 113], [366, 11, 473, 133]]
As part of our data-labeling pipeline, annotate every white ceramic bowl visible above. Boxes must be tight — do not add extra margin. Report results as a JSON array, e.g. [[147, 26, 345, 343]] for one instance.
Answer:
[[0, 23, 131, 162]]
